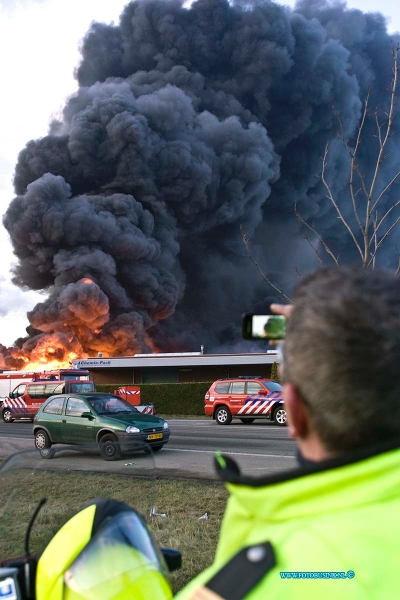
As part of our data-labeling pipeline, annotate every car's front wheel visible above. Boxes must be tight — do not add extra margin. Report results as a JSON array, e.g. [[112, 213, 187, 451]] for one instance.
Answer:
[[2, 408, 14, 423], [215, 406, 232, 425], [99, 433, 122, 461], [34, 429, 55, 459], [272, 406, 287, 426]]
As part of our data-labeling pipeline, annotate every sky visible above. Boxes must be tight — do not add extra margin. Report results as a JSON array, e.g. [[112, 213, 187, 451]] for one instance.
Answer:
[[0, 0, 399, 348]]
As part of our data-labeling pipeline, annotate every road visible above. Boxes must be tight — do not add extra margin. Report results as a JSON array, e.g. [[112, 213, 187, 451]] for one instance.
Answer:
[[0, 419, 297, 480]]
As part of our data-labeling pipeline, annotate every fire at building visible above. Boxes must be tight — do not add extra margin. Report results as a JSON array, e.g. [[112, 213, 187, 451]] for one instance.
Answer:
[[1, 0, 399, 367]]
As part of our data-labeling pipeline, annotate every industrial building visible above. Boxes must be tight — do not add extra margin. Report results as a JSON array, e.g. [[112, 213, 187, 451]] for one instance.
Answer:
[[72, 351, 279, 384]]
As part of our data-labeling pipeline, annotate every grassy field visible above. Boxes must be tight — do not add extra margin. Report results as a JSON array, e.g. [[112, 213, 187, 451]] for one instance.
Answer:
[[0, 469, 229, 593]]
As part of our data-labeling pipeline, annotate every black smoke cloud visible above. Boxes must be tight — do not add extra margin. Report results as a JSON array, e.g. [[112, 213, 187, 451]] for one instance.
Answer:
[[2, 0, 400, 361]]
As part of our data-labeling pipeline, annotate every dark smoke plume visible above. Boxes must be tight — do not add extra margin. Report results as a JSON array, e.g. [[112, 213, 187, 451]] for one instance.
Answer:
[[2, 0, 400, 362]]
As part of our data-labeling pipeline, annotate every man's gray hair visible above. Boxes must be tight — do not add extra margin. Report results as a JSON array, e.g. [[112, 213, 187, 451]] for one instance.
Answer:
[[283, 268, 400, 453]]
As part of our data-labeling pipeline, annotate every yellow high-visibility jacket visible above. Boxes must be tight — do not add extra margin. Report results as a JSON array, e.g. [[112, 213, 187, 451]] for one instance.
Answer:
[[176, 440, 400, 600]]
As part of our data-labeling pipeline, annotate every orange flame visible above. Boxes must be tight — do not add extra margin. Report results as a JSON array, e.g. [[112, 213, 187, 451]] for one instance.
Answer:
[[23, 352, 79, 371], [10, 273, 155, 369], [17, 335, 82, 371], [145, 335, 160, 353]]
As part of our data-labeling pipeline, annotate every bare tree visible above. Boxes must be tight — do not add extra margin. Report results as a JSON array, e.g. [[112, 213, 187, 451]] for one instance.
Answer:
[[242, 44, 400, 297], [241, 225, 292, 302]]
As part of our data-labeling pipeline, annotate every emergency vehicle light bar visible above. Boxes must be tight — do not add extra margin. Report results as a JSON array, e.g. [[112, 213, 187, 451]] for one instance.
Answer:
[[213, 376, 265, 382]]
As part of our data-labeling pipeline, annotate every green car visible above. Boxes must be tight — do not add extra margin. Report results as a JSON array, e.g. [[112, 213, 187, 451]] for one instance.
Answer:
[[33, 393, 170, 461]]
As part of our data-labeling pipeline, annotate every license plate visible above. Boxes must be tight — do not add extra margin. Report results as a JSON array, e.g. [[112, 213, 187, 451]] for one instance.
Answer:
[[147, 433, 163, 440]]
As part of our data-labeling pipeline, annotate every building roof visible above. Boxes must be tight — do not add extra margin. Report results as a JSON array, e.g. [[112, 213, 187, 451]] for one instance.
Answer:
[[72, 352, 278, 369]]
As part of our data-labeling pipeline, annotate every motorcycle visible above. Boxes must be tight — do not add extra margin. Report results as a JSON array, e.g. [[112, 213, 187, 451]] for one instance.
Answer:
[[0, 443, 181, 599]]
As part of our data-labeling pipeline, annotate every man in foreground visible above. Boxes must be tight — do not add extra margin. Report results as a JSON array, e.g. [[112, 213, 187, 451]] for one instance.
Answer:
[[176, 268, 400, 599]]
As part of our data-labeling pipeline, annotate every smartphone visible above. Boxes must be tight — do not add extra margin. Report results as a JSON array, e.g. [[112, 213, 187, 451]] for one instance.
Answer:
[[242, 314, 286, 340]]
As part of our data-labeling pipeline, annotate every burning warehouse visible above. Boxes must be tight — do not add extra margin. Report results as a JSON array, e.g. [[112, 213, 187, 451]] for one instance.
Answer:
[[1, 0, 400, 367], [72, 351, 279, 384]]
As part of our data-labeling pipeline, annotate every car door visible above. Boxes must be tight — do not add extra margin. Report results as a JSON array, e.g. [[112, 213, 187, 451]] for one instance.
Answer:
[[39, 396, 66, 441], [227, 381, 246, 416], [27, 383, 46, 417], [242, 381, 269, 416], [61, 397, 96, 444], [263, 382, 284, 416], [7, 384, 27, 418]]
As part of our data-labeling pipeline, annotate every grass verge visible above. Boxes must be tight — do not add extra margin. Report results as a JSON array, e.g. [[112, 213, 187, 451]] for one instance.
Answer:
[[0, 469, 228, 593]]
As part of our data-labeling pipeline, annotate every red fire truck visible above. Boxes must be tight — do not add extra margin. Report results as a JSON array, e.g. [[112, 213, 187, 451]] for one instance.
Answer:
[[0, 369, 92, 422], [0, 371, 156, 422]]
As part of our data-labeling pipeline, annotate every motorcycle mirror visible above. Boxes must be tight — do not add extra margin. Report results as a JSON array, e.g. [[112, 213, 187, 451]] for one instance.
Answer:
[[161, 548, 182, 572], [0, 443, 174, 599]]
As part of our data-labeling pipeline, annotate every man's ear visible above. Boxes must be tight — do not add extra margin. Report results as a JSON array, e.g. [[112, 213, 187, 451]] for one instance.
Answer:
[[283, 382, 309, 440]]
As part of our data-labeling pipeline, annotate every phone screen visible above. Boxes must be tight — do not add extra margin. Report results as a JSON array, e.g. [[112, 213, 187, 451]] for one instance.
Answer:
[[242, 314, 286, 340]]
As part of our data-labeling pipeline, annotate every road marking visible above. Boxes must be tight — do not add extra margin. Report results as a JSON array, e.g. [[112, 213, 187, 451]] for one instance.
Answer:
[[166, 418, 282, 430], [168, 420, 279, 425], [165, 448, 295, 459], [0, 436, 33, 441], [168, 422, 283, 429], [168, 421, 211, 425]]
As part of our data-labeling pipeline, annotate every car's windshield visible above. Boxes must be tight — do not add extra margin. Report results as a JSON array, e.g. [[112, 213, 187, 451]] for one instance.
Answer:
[[86, 395, 138, 415], [69, 382, 95, 393], [264, 382, 282, 392]]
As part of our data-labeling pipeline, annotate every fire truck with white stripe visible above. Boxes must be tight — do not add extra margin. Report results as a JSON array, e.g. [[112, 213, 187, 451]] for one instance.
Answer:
[[0, 368, 90, 403], [204, 376, 287, 426], [0, 368, 92, 422], [0, 373, 156, 422]]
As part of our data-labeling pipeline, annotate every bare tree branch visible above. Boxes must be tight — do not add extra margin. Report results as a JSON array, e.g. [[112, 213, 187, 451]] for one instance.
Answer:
[[368, 47, 399, 219], [372, 198, 400, 238], [371, 212, 378, 269], [354, 166, 370, 205], [396, 257, 400, 277], [240, 225, 292, 302], [320, 143, 365, 262], [334, 93, 370, 235], [294, 203, 339, 267], [375, 109, 384, 150], [292, 265, 305, 279], [242, 46, 400, 288], [369, 171, 400, 216], [368, 213, 400, 266], [299, 45, 400, 272]]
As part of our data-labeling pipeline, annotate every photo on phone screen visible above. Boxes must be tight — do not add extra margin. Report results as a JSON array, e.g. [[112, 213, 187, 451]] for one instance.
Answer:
[[242, 314, 286, 340]]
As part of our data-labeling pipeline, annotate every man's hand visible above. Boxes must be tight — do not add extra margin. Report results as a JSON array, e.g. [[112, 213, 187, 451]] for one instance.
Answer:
[[268, 304, 293, 347], [270, 304, 293, 318]]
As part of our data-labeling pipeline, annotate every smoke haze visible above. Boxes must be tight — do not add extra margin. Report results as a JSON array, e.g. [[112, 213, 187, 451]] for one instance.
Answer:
[[2, 0, 400, 363]]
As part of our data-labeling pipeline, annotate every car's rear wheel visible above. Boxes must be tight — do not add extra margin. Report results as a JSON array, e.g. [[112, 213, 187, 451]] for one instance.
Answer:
[[215, 406, 232, 425], [99, 433, 122, 461], [35, 429, 55, 459], [152, 445, 164, 452], [240, 418, 255, 424], [272, 406, 287, 426], [2, 408, 14, 423]]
